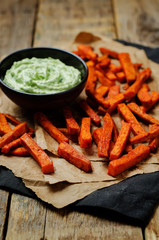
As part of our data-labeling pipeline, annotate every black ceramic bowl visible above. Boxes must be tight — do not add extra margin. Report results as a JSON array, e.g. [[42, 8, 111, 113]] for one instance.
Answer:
[[0, 47, 88, 110]]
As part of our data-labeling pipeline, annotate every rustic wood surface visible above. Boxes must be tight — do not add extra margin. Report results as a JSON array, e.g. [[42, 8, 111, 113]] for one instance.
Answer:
[[0, 0, 159, 239]]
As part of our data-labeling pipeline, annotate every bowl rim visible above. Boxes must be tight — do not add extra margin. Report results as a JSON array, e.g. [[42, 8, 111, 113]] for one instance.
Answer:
[[0, 47, 88, 97]]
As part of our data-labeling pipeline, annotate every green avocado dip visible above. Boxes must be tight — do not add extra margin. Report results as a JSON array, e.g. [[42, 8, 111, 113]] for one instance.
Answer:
[[3, 57, 81, 94]]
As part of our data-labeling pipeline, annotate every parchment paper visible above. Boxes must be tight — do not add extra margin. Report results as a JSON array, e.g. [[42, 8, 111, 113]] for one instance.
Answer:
[[0, 32, 159, 208]]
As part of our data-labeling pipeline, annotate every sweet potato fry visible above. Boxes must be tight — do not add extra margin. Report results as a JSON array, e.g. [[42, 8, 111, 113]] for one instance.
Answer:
[[21, 133, 54, 173], [108, 63, 122, 73], [106, 71, 117, 81], [137, 84, 152, 107], [129, 124, 159, 145], [78, 100, 101, 126], [78, 117, 92, 148], [1, 138, 22, 154], [106, 93, 125, 114], [63, 106, 79, 135], [9, 147, 30, 156], [118, 103, 146, 135], [118, 52, 136, 85], [116, 72, 126, 83], [98, 113, 114, 158], [58, 142, 92, 172], [85, 66, 98, 98], [127, 102, 159, 125], [5, 113, 34, 135], [99, 47, 119, 59], [106, 85, 120, 100], [78, 44, 97, 61], [98, 58, 111, 68], [0, 122, 27, 148], [95, 85, 109, 97], [112, 119, 119, 143], [140, 91, 159, 112], [0, 113, 12, 135], [124, 68, 151, 100], [86, 60, 95, 67], [109, 121, 131, 160], [108, 144, 150, 177], [92, 128, 102, 145], [149, 124, 159, 152], [96, 70, 115, 87], [34, 112, 69, 143]]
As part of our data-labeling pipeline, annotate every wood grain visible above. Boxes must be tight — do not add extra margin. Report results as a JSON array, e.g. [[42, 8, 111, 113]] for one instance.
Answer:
[[5, 194, 47, 240], [34, 0, 116, 47], [113, 0, 159, 47], [0, 190, 9, 240], [44, 208, 143, 240], [0, 0, 37, 58], [145, 204, 159, 240]]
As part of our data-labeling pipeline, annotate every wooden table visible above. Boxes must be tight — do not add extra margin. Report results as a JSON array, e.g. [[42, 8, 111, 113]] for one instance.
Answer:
[[0, 0, 159, 239]]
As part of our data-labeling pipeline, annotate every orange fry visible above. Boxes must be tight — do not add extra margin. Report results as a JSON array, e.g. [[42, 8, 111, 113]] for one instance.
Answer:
[[92, 128, 102, 146], [116, 72, 126, 83], [21, 133, 54, 173], [108, 145, 150, 177], [149, 124, 159, 152], [99, 47, 119, 59], [96, 70, 115, 87], [95, 85, 109, 97], [118, 52, 136, 85], [0, 113, 11, 135], [108, 63, 122, 73], [58, 142, 92, 172], [9, 147, 30, 156], [85, 66, 98, 98], [141, 91, 159, 112], [78, 100, 101, 126], [137, 84, 152, 107], [1, 138, 22, 154], [35, 112, 69, 143], [124, 68, 151, 100], [0, 122, 27, 148], [79, 117, 92, 148], [118, 103, 145, 135], [127, 102, 159, 125], [106, 93, 125, 114], [106, 71, 117, 81], [98, 113, 114, 158], [109, 121, 131, 160], [107, 85, 120, 100], [63, 106, 79, 135], [78, 44, 97, 61]]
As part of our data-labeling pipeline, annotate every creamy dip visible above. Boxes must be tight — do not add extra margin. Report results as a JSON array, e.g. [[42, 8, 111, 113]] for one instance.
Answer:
[[3, 57, 81, 94]]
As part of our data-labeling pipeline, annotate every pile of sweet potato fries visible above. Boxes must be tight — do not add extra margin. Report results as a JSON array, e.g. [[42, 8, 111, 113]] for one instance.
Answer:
[[1, 44, 159, 177]]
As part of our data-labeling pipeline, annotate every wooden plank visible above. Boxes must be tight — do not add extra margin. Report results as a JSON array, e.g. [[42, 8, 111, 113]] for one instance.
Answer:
[[144, 204, 159, 240], [0, 190, 9, 240], [44, 208, 143, 240], [34, 0, 116, 47], [5, 194, 46, 240], [0, 0, 37, 58], [113, 0, 159, 47]]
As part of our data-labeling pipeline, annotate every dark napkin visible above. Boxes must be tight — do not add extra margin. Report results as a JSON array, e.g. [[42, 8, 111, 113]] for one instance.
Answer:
[[1, 41, 159, 226]]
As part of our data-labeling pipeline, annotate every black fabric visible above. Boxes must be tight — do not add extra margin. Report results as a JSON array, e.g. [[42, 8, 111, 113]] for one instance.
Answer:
[[1, 41, 159, 226]]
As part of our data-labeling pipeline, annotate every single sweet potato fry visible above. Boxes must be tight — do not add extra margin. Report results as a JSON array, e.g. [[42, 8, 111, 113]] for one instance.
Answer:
[[35, 112, 69, 143], [109, 121, 131, 160], [96, 70, 115, 87], [118, 52, 136, 85], [127, 102, 159, 125], [107, 85, 120, 100], [0, 113, 12, 135], [9, 147, 30, 156], [106, 71, 117, 81], [112, 119, 119, 143], [124, 68, 151, 100], [106, 93, 125, 114], [58, 142, 92, 172], [98, 113, 114, 158], [116, 72, 126, 83], [129, 124, 159, 145], [85, 66, 98, 98], [92, 128, 102, 145], [1, 138, 22, 154], [99, 47, 119, 59], [78, 100, 101, 126], [78, 44, 97, 61], [21, 133, 54, 173], [95, 85, 109, 97], [108, 144, 150, 177], [79, 117, 92, 148], [118, 103, 146, 135], [149, 124, 159, 152], [98, 58, 111, 68], [63, 106, 79, 135], [141, 91, 159, 112], [137, 84, 152, 107], [108, 63, 122, 73], [0, 122, 27, 148]]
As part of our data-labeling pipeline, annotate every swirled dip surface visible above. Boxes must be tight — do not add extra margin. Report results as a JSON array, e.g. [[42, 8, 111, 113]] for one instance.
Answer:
[[3, 57, 81, 94]]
